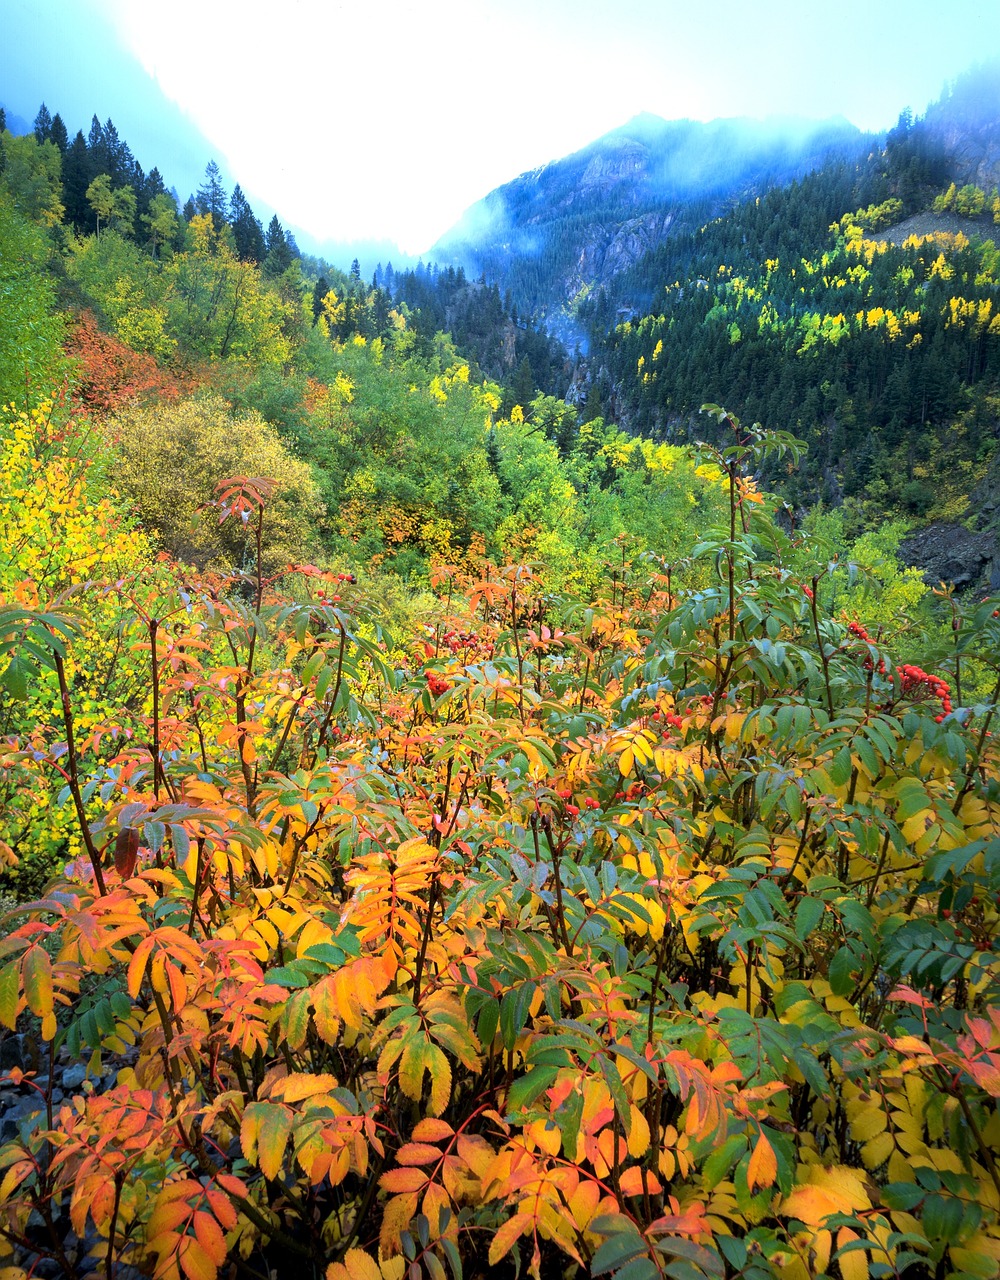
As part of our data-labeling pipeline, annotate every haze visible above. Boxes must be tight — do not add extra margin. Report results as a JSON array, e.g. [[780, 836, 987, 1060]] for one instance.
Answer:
[[4, 0, 1000, 258]]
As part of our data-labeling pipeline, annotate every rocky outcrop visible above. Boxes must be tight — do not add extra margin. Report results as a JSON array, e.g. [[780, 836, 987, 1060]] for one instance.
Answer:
[[900, 522, 999, 591]]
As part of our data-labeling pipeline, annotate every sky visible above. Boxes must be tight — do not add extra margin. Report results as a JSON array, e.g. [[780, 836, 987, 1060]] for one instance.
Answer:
[[4, 0, 1000, 262]]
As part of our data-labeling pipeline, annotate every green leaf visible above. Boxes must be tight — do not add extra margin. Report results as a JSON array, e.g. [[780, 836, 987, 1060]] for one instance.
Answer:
[[0, 654, 33, 701], [591, 1228, 648, 1276], [0, 962, 18, 1030], [506, 1065, 558, 1113], [794, 896, 825, 941]]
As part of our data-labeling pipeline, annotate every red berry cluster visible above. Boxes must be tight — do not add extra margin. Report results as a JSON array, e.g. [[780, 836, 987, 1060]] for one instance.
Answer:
[[425, 672, 451, 696], [897, 664, 953, 721], [847, 620, 887, 676], [650, 710, 684, 730]]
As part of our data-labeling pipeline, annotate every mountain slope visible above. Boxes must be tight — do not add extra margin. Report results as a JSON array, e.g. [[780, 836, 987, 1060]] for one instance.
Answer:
[[432, 112, 865, 338]]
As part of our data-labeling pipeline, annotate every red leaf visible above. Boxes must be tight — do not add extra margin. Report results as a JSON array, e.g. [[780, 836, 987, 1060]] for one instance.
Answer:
[[115, 827, 140, 878]]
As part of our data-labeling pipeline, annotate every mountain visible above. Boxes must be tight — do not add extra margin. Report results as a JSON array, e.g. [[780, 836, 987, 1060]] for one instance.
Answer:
[[0, 108, 31, 136], [921, 59, 1000, 190], [432, 112, 865, 343]]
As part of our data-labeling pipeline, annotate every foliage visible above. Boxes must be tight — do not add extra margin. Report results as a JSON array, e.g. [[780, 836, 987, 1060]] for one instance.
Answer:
[[0, 396, 153, 893], [105, 395, 325, 571], [0, 193, 64, 408], [65, 311, 184, 414], [1, 406, 1000, 1280]]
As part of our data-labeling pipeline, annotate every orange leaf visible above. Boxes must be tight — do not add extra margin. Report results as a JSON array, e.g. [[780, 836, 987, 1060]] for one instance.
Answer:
[[380, 1167, 428, 1193], [178, 1235, 218, 1280], [395, 1142, 443, 1166], [192, 1210, 227, 1266], [411, 1118, 454, 1142], [619, 1166, 662, 1197], [127, 932, 157, 998], [488, 1212, 532, 1267]]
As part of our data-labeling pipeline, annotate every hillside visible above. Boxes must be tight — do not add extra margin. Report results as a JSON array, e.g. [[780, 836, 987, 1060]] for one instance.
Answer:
[[3, 61, 1000, 1280], [432, 113, 864, 343]]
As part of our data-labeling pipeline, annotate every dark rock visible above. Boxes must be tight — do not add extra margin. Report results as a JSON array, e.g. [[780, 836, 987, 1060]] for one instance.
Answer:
[[900, 522, 998, 592], [0, 1034, 25, 1071]]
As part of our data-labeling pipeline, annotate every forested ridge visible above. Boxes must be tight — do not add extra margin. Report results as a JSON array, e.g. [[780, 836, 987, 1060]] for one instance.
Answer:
[[1, 81, 1000, 1280]]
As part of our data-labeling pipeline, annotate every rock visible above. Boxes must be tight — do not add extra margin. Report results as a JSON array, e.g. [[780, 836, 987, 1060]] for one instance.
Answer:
[[900, 522, 998, 592], [61, 1064, 87, 1091], [0, 1034, 25, 1071]]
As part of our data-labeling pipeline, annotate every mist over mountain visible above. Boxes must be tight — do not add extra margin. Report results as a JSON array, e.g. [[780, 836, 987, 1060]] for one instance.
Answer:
[[432, 112, 865, 341]]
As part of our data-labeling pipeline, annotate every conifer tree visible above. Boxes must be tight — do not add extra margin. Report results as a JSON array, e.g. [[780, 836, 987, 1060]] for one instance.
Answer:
[[263, 214, 293, 276], [196, 159, 228, 231], [229, 184, 266, 262], [49, 113, 68, 153], [32, 103, 52, 143], [62, 131, 93, 231]]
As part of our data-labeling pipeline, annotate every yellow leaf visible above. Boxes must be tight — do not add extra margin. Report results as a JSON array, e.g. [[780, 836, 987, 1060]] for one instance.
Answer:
[[747, 1133, 778, 1192], [848, 1107, 888, 1142], [860, 1131, 894, 1170], [276, 1073, 338, 1103], [627, 1107, 651, 1158], [327, 1250, 383, 1280], [178, 1235, 218, 1280], [836, 1227, 868, 1280], [619, 747, 635, 777]]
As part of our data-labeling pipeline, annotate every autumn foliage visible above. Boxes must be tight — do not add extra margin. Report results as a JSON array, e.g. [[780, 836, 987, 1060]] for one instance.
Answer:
[[1, 407, 1000, 1280], [64, 311, 184, 414]]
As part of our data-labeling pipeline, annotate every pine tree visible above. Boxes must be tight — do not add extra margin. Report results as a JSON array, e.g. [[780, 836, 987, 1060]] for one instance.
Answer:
[[196, 160, 228, 231], [63, 130, 95, 232], [49, 113, 68, 154], [33, 103, 52, 143], [138, 166, 167, 220], [263, 215, 293, 276], [229, 185, 266, 262]]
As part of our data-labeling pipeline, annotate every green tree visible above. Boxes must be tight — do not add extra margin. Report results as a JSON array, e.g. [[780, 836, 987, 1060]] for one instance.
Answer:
[[62, 130, 93, 231], [49, 112, 68, 154], [110, 183, 137, 236], [142, 191, 178, 258], [0, 194, 63, 407], [1, 133, 64, 227], [196, 159, 227, 231], [32, 102, 52, 143], [229, 184, 265, 262], [263, 214, 293, 276], [86, 173, 114, 237]]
